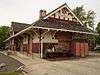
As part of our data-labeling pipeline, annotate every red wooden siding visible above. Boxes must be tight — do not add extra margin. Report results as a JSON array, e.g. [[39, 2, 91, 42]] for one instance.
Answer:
[[84, 43, 89, 56], [32, 43, 40, 53], [75, 42, 80, 56], [71, 41, 89, 57], [80, 43, 85, 57], [22, 43, 40, 53]]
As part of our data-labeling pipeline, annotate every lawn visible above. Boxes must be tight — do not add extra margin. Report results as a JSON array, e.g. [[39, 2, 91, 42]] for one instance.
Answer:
[[0, 72, 21, 75]]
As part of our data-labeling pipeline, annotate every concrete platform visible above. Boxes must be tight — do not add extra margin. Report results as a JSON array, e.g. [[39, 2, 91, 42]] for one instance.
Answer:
[[10, 52, 100, 75]]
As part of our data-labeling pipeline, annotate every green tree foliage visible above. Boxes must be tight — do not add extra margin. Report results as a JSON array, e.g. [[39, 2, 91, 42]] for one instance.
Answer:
[[0, 26, 9, 49], [96, 22, 100, 45], [73, 6, 86, 23], [96, 22, 100, 34], [73, 6, 95, 30], [86, 11, 95, 28]]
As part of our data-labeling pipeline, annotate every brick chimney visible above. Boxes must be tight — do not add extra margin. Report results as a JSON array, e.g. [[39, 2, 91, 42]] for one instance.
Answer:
[[39, 10, 47, 19]]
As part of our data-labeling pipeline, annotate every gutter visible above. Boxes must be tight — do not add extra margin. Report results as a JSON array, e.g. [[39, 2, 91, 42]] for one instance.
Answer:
[[4, 26, 33, 42], [4, 25, 98, 42]]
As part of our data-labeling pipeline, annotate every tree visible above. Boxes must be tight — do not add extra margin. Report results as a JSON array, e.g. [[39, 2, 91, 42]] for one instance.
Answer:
[[73, 6, 96, 50], [85, 11, 95, 29], [73, 6, 86, 23], [73, 6, 96, 30], [0, 26, 9, 49], [96, 22, 100, 45], [96, 22, 100, 34]]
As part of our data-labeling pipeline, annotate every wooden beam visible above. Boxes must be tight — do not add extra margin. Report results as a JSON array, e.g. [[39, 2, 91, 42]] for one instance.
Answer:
[[41, 29, 50, 39], [20, 40, 23, 52], [28, 35, 32, 54], [9, 40, 11, 50], [11, 39, 14, 51], [40, 38, 43, 58], [52, 31, 58, 39], [29, 36, 33, 54]]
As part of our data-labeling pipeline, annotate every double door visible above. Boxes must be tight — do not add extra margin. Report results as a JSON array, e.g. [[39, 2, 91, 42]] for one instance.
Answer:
[[71, 41, 89, 57]]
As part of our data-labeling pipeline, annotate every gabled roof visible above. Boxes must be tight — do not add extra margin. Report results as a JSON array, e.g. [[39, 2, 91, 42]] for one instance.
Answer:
[[11, 3, 91, 34], [32, 3, 94, 34], [42, 3, 84, 25], [33, 19, 94, 33], [11, 22, 31, 32], [5, 19, 95, 42], [5, 3, 96, 42]]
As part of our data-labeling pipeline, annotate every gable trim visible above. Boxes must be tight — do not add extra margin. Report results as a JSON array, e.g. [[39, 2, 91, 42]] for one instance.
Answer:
[[43, 3, 83, 26]]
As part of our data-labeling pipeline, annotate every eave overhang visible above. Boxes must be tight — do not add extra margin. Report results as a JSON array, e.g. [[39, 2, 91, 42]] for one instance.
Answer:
[[4, 25, 98, 42]]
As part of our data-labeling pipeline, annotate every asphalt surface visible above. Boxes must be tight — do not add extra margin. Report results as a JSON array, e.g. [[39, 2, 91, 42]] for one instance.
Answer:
[[0, 53, 23, 72]]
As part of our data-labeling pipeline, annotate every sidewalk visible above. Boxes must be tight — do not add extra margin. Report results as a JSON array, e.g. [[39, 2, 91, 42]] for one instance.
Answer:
[[9, 52, 100, 75], [10, 53, 49, 75]]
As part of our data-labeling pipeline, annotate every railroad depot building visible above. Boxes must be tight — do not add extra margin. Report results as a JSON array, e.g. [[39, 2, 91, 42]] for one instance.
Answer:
[[5, 3, 95, 58]]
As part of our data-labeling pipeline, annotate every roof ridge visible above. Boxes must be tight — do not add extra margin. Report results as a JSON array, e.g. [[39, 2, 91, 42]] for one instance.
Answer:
[[42, 3, 84, 26], [12, 22, 30, 25], [42, 3, 66, 19]]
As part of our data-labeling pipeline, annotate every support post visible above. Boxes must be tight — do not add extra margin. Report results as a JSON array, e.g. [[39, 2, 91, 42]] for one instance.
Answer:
[[40, 29, 50, 59], [20, 40, 23, 53], [11, 39, 14, 51], [29, 36, 33, 54], [39, 29, 43, 59], [40, 38, 43, 58], [9, 40, 11, 50]]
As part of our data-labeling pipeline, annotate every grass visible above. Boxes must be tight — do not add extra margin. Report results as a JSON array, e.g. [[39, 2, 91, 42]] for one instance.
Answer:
[[0, 72, 21, 75], [95, 50, 100, 53]]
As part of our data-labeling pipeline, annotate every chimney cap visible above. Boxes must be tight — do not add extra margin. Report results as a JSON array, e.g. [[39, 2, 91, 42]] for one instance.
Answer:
[[39, 10, 47, 19], [40, 10, 46, 12]]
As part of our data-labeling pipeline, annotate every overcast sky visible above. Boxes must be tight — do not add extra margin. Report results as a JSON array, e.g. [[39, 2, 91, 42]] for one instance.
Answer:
[[0, 0, 100, 26]]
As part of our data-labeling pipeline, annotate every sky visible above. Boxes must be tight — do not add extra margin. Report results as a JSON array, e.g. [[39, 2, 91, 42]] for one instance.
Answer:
[[0, 0, 100, 26]]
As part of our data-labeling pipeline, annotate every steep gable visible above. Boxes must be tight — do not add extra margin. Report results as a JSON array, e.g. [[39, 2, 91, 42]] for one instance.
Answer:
[[43, 3, 83, 25]]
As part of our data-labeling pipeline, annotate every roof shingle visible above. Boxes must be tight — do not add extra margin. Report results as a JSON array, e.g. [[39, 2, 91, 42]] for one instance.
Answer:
[[33, 19, 94, 33], [11, 22, 31, 33]]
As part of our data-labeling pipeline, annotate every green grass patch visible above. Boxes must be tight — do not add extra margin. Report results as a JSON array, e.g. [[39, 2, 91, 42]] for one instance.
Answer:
[[95, 50, 100, 53], [0, 72, 21, 75]]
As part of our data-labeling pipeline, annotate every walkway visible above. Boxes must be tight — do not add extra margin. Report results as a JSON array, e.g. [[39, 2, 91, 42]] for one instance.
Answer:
[[11, 52, 100, 75]]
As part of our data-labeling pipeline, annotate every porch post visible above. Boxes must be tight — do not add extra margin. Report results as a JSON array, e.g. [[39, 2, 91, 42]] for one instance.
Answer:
[[40, 38, 43, 58], [40, 29, 50, 59], [9, 40, 11, 50], [39, 29, 43, 58], [29, 35, 33, 55], [20, 40, 23, 52], [11, 38, 14, 51]]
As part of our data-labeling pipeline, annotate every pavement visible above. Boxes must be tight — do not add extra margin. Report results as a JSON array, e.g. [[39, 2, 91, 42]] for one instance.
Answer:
[[0, 52, 23, 72], [10, 52, 100, 75]]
